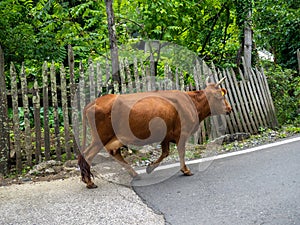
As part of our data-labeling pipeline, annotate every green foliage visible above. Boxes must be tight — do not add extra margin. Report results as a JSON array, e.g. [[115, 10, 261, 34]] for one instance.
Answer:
[[263, 62, 300, 126], [0, 0, 299, 76], [120, 0, 240, 67], [253, 0, 300, 70], [8, 107, 64, 130], [283, 125, 300, 134]]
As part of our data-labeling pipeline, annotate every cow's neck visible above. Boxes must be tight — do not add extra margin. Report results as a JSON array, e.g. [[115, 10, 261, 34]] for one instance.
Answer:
[[187, 90, 211, 122]]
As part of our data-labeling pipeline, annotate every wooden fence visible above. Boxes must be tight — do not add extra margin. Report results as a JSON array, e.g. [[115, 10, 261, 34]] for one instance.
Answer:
[[0, 45, 277, 173]]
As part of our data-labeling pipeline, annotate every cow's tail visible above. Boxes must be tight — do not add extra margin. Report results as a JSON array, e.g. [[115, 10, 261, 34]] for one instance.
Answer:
[[78, 154, 94, 181], [78, 104, 96, 188]]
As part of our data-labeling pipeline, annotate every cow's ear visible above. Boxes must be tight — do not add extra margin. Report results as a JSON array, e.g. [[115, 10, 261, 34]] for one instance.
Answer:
[[221, 88, 227, 96]]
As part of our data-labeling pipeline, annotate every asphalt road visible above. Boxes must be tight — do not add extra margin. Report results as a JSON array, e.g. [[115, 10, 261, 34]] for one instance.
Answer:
[[134, 137, 300, 225]]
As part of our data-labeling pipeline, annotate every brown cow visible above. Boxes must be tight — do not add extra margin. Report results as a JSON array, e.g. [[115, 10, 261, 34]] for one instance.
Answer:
[[78, 77, 232, 188]]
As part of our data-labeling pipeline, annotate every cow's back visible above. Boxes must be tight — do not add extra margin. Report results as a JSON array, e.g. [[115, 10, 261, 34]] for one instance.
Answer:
[[109, 91, 198, 146]]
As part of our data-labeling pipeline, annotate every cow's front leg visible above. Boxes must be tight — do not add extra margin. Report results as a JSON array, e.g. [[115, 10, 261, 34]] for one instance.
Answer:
[[177, 142, 193, 176]]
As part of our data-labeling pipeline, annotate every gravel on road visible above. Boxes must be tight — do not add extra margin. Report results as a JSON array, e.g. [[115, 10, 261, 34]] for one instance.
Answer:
[[0, 176, 165, 225]]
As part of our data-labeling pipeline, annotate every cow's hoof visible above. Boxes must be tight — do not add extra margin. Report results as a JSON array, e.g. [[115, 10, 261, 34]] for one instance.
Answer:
[[132, 174, 141, 180], [146, 163, 157, 174], [86, 183, 98, 189], [180, 169, 193, 176]]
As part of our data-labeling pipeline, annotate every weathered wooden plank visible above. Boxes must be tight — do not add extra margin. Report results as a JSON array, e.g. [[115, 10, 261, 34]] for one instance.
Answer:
[[78, 61, 86, 150], [50, 62, 61, 161], [259, 68, 276, 127], [145, 65, 152, 91], [68, 45, 79, 155], [10, 63, 22, 172], [88, 58, 95, 101], [233, 70, 254, 133], [210, 62, 218, 82], [253, 68, 271, 125], [231, 68, 252, 133], [260, 68, 278, 128], [60, 65, 71, 159], [175, 68, 179, 90], [20, 63, 32, 166], [197, 60, 205, 88], [139, 59, 146, 92], [164, 64, 173, 90], [119, 60, 126, 93], [247, 72, 264, 129], [133, 58, 141, 93], [250, 69, 268, 127], [71, 90, 80, 151], [245, 67, 265, 128], [179, 70, 185, 91], [96, 62, 103, 96], [79, 61, 86, 109], [241, 59, 261, 130], [124, 58, 133, 93], [219, 69, 236, 133], [105, 58, 111, 90], [205, 117, 214, 141], [226, 68, 248, 133], [238, 70, 257, 133], [150, 51, 155, 77], [42, 62, 51, 160], [196, 60, 204, 89], [33, 80, 42, 164], [193, 66, 200, 91], [0, 45, 9, 175]]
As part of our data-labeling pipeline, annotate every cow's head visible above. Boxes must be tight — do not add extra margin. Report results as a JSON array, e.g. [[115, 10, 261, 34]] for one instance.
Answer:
[[204, 77, 232, 115]]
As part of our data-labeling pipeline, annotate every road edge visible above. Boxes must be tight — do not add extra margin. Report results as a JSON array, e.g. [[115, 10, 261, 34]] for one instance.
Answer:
[[136, 136, 300, 174]]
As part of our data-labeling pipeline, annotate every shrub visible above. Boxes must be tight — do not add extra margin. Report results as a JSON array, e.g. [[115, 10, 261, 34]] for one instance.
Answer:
[[263, 63, 300, 126]]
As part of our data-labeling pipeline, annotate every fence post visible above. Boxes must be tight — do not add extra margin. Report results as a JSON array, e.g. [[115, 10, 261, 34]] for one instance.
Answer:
[[10, 63, 22, 172], [60, 65, 71, 159], [20, 63, 32, 166], [42, 62, 51, 160], [50, 62, 61, 161], [33, 80, 42, 163], [69, 45, 79, 155], [0, 46, 10, 175]]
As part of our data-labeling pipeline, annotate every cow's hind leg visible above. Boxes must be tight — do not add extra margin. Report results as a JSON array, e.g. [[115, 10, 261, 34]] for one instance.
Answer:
[[105, 137, 139, 178], [146, 140, 169, 174], [78, 141, 102, 189]]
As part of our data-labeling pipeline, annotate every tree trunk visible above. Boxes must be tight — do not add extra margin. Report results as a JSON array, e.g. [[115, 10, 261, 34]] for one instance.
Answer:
[[105, 0, 121, 85], [0, 46, 10, 175]]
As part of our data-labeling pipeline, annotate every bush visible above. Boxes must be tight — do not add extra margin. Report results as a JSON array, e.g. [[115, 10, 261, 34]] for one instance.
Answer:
[[263, 63, 300, 126]]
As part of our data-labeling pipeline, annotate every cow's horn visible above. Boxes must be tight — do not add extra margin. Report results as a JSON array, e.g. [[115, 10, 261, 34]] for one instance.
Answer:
[[215, 77, 226, 87]]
